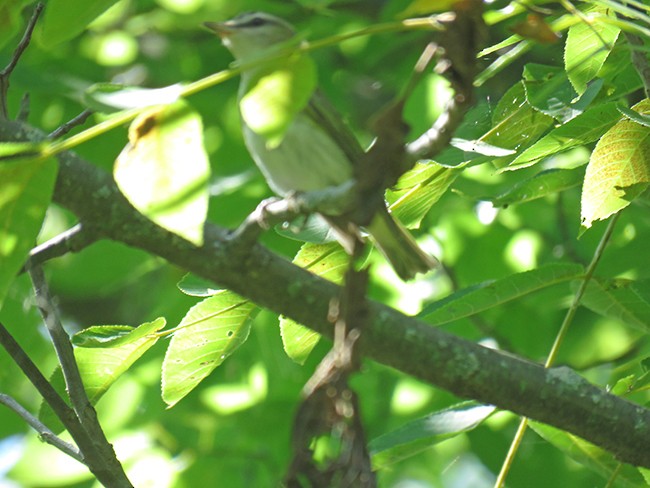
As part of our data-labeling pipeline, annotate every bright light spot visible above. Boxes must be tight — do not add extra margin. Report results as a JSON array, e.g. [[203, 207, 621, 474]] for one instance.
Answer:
[[622, 223, 636, 242], [475, 200, 498, 225], [200, 363, 267, 414], [0, 435, 24, 477], [96, 31, 138, 66], [156, 0, 204, 14], [504, 231, 541, 271], [391, 378, 434, 415]]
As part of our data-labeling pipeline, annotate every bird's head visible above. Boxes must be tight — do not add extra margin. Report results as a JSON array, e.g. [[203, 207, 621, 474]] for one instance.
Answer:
[[204, 12, 296, 60]]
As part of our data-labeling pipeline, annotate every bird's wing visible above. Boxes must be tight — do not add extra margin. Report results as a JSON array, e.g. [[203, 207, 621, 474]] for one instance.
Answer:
[[304, 89, 365, 166]]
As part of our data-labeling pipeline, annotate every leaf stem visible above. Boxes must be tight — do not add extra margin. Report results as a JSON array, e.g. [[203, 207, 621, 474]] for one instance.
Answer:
[[494, 214, 620, 488]]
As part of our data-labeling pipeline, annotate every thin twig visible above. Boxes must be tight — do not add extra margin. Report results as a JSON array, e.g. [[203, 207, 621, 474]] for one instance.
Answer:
[[27, 224, 96, 270], [48, 110, 94, 139], [0, 393, 83, 462], [494, 214, 620, 488], [0, 2, 45, 118], [26, 264, 134, 487], [0, 321, 79, 431], [27, 265, 93, 420]]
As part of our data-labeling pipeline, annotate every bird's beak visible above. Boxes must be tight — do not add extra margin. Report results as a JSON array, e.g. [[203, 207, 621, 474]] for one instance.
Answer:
[[203, 21, 233, 38]]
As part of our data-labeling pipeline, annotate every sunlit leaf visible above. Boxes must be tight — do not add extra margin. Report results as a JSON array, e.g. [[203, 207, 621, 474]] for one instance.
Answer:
[[177, 273, 222, 297], [482, 82, 554, 168], [39, 318, 165, 433], [522, 64, 580, 122], [83, 83, 184, 112], [162, 291, 256, 406], [74, 318, 165, 402], [398, 0, 462, 16], [419, 263, 584, 324], [580, 99, 650, 230], [370, 402, 495, 469], [240, 49, 317, 148], [491, 167, 585, 207], [0, 157, 57, 306], [507, 102, 620, 169], [114, 100, 210, 245], [280, 242, 349, 364], [386, 162, 459, 228], [564, 10, 619, 94]]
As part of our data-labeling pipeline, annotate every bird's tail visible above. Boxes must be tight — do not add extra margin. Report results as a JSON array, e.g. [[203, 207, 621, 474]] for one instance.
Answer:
[[368, 209, 438, 281]]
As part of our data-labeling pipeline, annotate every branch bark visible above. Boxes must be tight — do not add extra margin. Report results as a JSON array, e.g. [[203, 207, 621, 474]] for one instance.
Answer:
[[2, 118, 649, 467]]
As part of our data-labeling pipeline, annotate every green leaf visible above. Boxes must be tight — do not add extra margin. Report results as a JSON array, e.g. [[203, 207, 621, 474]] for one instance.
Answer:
[[482, 82, 554, 168], [114, 100, 210, 245], [370, 402, 495, 469], [580, 99, 650, 230], [240, 50, 317, 148], [83, 83, 184, 112], [506, 102, 621, 169], [386, 162, 459, 228], [72, 321, 164, 348], [0, 157, 57, 306], [280, 242, 349, 364], [522, 64, 580, 122], [419, 263, 584, 324], [40, 318, 165, 433], [617, 103, 650, 128], [39, 0, 120, 45], [564, 11, 620, 95], [162, 291, 257, 406], [581, 278, 650, 333], [74, 318, 165, 401], [529, 421, 648, 487], [177, 273, 221, 297], [490, 167, 585, 207]]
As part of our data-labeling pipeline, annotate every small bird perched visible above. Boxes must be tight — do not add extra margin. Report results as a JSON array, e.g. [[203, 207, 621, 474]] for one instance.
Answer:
[[204, 12, 437, 280]]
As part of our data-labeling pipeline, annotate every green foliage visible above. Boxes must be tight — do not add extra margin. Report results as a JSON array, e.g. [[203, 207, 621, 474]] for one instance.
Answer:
[[1, 1, 650, 487]]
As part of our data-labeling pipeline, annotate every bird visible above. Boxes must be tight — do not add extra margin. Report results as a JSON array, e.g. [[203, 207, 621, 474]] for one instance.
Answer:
[[204, 12, 437, 280]]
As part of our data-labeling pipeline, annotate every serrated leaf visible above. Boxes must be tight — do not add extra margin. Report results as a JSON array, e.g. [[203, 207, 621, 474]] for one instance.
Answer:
[[581, 278, 650, 333], [565, 11, 620, 95], [83, 83, 184, 112], [39, 0, 120, 45], [491, 167, 585, 207], [280, 242, 349, 364], [617, 103, 650, 128], [241, 50, 317, 148], [72, 321, 164, 348], [581, 99, 650, 230], [522, 64, 580, 122], [40, 318, 165, 433], [482, 82, 554, 168], [177, 274, 221, 297], [75, 318, 165, 401], [162, 291, 256, 406], [507, 102, 620, 169], [114, 100, 210, 245], [370, 402, 495, 470], [386, 162, 459, 229], [419, 263, 584, 324], [0, 157, 57, 306], [529, 421, 648, 487]]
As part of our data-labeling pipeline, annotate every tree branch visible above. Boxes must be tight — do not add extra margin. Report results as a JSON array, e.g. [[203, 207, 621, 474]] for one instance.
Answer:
[[26, 265, 133, 488], [0, 2, 44, 118], [1, 117, 648, 467], [0, 393, 83, 462]]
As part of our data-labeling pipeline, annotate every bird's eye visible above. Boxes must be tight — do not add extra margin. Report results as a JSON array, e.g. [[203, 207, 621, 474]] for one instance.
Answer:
[[246, 16, 267, 28]]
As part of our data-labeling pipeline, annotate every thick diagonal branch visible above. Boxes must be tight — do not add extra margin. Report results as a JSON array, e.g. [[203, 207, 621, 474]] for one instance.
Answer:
[[1, 118, 648, 467]]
